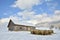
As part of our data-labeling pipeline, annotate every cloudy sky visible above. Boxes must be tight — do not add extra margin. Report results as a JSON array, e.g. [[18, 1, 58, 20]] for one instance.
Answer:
[[0, 0, 60, 26]]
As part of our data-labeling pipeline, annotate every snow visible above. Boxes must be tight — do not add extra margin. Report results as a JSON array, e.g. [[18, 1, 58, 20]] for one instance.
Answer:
[[0, 23, 8, 32], [36, 27, 50, 30], [36, 27, 60, 33], [0, 31, 60, 40], [0, 26, 60, 40]]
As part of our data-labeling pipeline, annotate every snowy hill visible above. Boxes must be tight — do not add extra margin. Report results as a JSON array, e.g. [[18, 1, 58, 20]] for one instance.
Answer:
[[0, 31, 60, 40], [0, 25, 60, 40], [35, 21, 60, 28], [0, 22, 60, 40]]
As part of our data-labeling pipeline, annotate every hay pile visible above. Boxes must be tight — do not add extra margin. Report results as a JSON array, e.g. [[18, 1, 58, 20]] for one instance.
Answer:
[[31, 29, 53, 35]]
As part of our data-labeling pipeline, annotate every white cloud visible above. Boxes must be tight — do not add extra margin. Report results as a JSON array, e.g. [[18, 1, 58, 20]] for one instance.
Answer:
[[27, 20, 38, 24], [12, 0, 41, 10], [24, 10, 60, 25], [54, 10, 60, 15], [46, 2, 58, 12], [0, 16, 19, 26], [17, 10, 36, 20], [45, 0, 52, 2], [52, 10, 60, 22], [0, 18, 10, 24], [0, 11, 48, 26], [17, 11, 58, 25], [10, 0, 59, 25], [17, 11, 50, 24], [35, 10, 60, 27], [1, 0, 60, 31], [0, 10, 60, 27], [0, 16, 20, 25], [0, 15, 35, 26], [36, 10, 60, 24]]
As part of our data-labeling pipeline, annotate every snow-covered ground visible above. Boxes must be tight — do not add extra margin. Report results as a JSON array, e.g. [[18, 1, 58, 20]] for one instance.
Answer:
[[0, 31, 60, 40], [36, 27, 50, 30], [0, 26, 60, 40]]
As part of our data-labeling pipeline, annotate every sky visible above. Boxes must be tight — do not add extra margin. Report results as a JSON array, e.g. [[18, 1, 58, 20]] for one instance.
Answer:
[[0, 0, 60, 26]]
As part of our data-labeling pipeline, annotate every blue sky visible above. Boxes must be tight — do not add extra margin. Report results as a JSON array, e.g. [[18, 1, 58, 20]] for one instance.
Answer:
[[0, 0, 60, 25], [0, 0, 60, 18], [0, 0, 20, 18]]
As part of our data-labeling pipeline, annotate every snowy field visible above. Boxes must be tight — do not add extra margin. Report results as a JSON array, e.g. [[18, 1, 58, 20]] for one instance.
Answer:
[[0, 26, 60, 40], [0, 31, 60, 40]]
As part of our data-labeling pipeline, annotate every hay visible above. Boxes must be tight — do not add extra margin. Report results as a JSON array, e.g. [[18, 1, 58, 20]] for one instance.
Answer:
[[31, 29, 54, 35]]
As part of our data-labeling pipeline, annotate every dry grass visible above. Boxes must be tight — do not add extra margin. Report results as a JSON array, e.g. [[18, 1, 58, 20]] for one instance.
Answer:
[[31, 29, 54, 35]]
